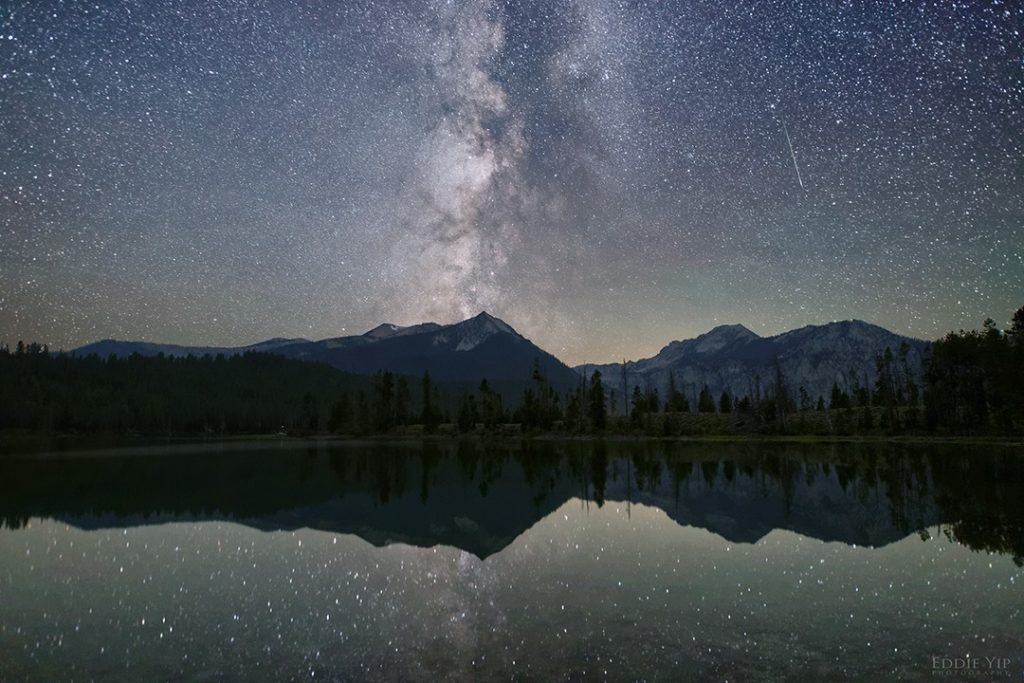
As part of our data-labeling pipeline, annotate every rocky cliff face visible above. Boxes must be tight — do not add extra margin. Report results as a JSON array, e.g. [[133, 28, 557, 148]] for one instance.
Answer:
[[579, 320, 929, 408]]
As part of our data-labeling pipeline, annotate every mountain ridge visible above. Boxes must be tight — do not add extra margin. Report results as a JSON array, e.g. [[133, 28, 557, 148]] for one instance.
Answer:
[[71, 314, 931, 401], [72, 311, 579, 390], [575, 319, 930, 408]]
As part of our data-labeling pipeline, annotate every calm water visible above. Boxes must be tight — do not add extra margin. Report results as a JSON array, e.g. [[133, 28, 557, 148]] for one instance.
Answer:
[[0, 440, 1021, 682]]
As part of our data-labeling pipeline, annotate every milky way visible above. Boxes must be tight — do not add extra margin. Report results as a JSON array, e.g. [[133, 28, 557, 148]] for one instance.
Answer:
[[1, 0, 1021, 363]]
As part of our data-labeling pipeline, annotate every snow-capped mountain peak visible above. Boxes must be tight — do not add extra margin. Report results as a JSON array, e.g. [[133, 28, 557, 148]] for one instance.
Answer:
[[431, 311, 519, 351], [359, 321, 444, 341], [578, 319, 929, 407], [363, 323, 402, 339], [692, 324, 759, 354], [69, 312, 573, 390]]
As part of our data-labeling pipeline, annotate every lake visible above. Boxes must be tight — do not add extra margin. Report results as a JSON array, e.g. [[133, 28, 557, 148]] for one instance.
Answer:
[[0, 439, 1021, 681]]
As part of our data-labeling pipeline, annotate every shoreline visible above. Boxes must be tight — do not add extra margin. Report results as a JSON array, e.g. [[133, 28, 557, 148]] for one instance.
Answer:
[[2, 430, 1022, 458]]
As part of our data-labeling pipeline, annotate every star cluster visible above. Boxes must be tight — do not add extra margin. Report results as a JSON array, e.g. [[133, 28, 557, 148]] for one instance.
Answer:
[[1, 0, 1021, 363]]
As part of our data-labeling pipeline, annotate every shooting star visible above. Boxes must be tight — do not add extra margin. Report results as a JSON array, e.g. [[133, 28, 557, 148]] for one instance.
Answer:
[[781, 118, 805, 190]]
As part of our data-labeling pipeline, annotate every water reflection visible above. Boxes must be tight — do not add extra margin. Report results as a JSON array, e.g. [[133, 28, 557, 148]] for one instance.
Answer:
[[1, 440, 1023, 682], [1, 440, 1021, 564]]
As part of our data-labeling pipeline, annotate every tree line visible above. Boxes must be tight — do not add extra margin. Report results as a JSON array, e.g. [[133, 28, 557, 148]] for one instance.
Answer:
[[923, 309, 1024, 433], [1, 306, 1020, 437], [0, 348, 368, 435]]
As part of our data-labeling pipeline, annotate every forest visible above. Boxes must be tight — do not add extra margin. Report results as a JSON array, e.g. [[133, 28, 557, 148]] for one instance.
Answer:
[[1, 308, 1021, 438]]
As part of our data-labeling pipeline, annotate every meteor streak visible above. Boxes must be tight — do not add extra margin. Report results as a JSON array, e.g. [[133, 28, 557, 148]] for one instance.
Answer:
[[781, 118, 805, 190]]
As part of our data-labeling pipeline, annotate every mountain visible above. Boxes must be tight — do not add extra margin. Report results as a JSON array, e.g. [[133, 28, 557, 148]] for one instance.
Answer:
[[70, 315, 930, 402], [319, 322, 445, 348], [72, 312, 579, 391], [285, 312, 578, 389], [577, 320, 930, 407], [71, 336, 312, 360]]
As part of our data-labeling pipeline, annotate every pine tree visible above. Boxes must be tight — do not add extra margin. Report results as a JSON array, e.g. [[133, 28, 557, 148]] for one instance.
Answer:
[[300, 393, 319, 432], [698, 385, 715, 413], [328, 393, 351, 433], [356, 391, 370, 434], [478, 379, 503, 427], [621, 359, 629, 416], [830, 382, 850, 410], [1011, 306, 1024, 342], [665, 372, 689, 412], [588, 370, 607, 431], [899, 342, 918, 406], [372, 370, 395, 432], [773, 359, 792, 425], [797, 386, 811, 412], [457, 393, 479, 432], [421, 371, 439, 433], [565, 388, 582, 431], [395, 377, 411, 426], [874, 347, 898, 427], [645, 387, 660, 413], [630, 386, 646, 427]]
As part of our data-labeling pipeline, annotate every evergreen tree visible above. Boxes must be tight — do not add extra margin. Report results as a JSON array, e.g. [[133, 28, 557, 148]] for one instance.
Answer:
[[421, 371, 439, 433], [645, 387, 660, 413], [588, 370, 607, 431], [829, 382, 850, 410], [565, 388, 583, 431], [356, 391, 370, 434], [798, 386, 812, 412], [697, 384, 716, 413], [372, 370, 395, 432], [630, 386, 646, 427], [923, 312, 1024, 433], [899, 342, 919, 406], [395, 377, 411, 426], [851, 376, 871, 408], [860, 405, 874, 430], [665, 372, 689, 412], [873, 348, 898, 427], [457, 393, 479, 432], [478, 379, 503, 426], [515, 360, 562, 430], [1010, 306, 1024, 342], [328, 393, 351, 433], [773, 358, 792, 425], [299, 393, 319, 432], [719, 391, 732, 413]]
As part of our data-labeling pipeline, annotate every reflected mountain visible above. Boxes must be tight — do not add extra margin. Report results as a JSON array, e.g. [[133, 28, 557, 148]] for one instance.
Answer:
[[1, 440, 1021, 564]]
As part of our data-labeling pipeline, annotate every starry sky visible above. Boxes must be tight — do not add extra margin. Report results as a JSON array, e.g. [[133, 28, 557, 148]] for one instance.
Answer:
[[1, 0, 1021, 364]]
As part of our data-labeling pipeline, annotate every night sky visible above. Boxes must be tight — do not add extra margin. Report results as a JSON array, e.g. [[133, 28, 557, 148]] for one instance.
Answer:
[[2, 0, 1021, 364]]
